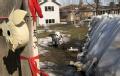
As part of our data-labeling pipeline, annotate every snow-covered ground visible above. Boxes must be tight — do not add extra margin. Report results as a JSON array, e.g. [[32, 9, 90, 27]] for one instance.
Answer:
[[38, 34, 70, 47]]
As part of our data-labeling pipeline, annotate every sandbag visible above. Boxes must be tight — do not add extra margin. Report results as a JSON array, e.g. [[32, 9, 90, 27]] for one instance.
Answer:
[[1, 9, 29, 51]]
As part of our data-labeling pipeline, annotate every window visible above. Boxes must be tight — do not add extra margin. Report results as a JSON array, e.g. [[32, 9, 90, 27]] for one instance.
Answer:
[[52, 6, 54, 11], [48, 6, 52, 11], [52, 19, 55, 23], [49, 19, 52, 23], [46, 19, 48, 23], [45, 6, 54, 11], [46, 19, 55, 24], [45, 6, 48, 11]]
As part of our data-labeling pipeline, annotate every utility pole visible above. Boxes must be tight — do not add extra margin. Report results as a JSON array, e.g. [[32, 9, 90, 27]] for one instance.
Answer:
[[78, 0, 83, 20], [94, 0, 99, 15], [79, 0, 83, 7]]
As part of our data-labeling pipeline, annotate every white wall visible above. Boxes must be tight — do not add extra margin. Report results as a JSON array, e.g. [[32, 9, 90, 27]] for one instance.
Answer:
[[39, 1, 60, 25]]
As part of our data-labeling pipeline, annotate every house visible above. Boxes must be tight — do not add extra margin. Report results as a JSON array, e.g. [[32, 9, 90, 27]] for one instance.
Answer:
[[60, 4, 95, 24], [77, 4, 96, 20], [97, 2, 120, 15], [39, 0, 61, 25], [94, 0, 120, 15], [60, 4, 79, 24]]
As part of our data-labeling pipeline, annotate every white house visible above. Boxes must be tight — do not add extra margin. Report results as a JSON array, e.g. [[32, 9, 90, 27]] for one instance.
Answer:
[[39, 0, 61, 26]]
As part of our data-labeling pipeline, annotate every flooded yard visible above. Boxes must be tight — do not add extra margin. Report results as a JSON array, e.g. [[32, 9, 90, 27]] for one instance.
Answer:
[[37, 24, 88, 75]]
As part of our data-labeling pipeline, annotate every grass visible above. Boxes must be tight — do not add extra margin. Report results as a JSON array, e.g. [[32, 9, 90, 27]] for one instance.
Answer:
[[37, 31, 52, 38], [37, 24, 88, 40]]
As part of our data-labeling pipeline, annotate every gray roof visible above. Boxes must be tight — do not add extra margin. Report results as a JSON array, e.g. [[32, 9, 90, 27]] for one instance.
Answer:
[[40, 0, 61, 6]]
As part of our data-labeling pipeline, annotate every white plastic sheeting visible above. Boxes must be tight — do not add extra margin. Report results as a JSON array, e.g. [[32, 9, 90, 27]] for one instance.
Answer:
[[83, 14, 120, 76], [0, 9, 29, 51]]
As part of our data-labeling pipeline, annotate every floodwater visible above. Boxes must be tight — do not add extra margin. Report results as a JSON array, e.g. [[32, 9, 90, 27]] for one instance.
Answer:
[[38, 15, 120, 76]]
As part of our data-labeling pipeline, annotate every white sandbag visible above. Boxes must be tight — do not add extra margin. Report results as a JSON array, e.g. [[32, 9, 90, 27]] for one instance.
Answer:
[[1, 9, 29, 51], [9, 9, 27, 25]]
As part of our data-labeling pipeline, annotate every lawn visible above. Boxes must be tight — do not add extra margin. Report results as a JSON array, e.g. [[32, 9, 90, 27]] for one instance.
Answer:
[[37, 24, 88, 40]]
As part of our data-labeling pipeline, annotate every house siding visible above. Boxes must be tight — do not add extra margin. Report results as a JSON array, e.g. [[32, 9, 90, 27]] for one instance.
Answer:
[[39, 1, 60, 25]]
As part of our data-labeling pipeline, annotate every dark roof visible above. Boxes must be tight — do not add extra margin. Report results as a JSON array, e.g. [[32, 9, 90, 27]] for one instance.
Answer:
[[40, 2, 46, 5], [53, 1, 61, 6], [60, 4, 79, 9], [40, 0, 61, 6]]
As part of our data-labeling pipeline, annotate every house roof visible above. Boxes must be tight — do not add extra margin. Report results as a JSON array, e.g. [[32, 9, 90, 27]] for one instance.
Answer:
[[60, 4, 79, 9], [60, 4, 79, 12], [40, 0, 61, 6]]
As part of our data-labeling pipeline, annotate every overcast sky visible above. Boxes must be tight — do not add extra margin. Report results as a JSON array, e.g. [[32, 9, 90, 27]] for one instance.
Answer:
[[56, 0, 120, 6], [56, 0, 94, 5]]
